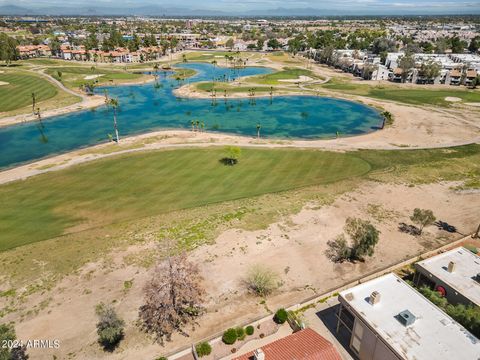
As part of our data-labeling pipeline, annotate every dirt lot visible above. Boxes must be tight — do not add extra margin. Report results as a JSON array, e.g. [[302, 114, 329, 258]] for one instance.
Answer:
[[7, 180, 479, 359]]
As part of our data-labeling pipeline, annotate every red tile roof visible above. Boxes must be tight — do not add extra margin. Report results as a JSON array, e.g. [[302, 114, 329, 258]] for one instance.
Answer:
[[233, 328, 342, 360]]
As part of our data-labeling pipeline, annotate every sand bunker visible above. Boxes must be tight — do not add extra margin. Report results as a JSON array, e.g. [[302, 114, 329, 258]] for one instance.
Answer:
[[279, 75, 313, 83], [445, 97, 462, 102], [84, 74, 104, 80], [0, 81, 9, 86]]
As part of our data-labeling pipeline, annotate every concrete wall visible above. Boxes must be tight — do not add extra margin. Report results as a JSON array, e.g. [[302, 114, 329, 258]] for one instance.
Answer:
[[355, 318, 401, 360]]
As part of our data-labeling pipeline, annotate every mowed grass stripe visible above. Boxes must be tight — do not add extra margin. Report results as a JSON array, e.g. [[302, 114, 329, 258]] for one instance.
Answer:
[[0, 148, 370, 251], [0, 73, 58, 112]]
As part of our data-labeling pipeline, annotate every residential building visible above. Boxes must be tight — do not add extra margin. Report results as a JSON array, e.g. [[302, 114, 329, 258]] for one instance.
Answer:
[[16, 45, 52, 59], [414, 247, 480, 307], [371, 65, 390, 81], [465, 69, 479, 86], [336, 273, 480, 360], [448, 69, 463, 85], [233, 328, 342, 360]]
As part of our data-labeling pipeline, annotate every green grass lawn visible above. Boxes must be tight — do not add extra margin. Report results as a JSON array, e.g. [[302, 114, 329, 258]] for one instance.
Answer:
[[368, 88, 480, 107], [45, 66, 144, 89], [320, 78, 480, 107], [0, 72, 58, 112], [247, 67, 321, 85], [171, 67, 197, 80], [1, 144, 480, 252], [0, 148, 370, 251], [184, 51, 260, 63]]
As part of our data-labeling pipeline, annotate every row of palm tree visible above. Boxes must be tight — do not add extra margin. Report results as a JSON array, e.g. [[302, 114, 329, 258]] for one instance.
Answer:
[[190, 120, 205, 132], [103, 89, 120, 143]]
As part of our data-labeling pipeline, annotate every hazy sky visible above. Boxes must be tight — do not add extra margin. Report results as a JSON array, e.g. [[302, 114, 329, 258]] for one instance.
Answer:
[[2, 0, 480, 13]]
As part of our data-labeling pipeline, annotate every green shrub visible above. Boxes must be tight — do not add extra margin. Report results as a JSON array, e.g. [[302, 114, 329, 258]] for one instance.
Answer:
[[236, 327, 246, 341], [464, 244, 478, 254], [156, 357, 167, 360], [195, 342, 212, 357], [245, 325, 254, 336], [274, 308, 288, 324], [95, 302, 125, 350], [222, 328, 237, 345]]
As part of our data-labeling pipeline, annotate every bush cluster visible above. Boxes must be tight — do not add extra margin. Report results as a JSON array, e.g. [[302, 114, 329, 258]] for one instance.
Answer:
[[236, 327, 246, 341], [274, 308, 288, 324], [245, 325, 254, 336], [222, 328, 238, 345], [195, 342, 212, 357], [95, 302, 125, 350]]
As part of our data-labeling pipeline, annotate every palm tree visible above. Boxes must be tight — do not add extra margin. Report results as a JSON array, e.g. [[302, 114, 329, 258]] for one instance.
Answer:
[[196, 120, 200, 131], [256, 123, 261, 139], [191, 120, 195, 132], [182, 54, 187, 63], [31, 92, 36, 113], [200, 122, 205, 132], [104, 89, 109, 103], [108, 98, 120, 143]]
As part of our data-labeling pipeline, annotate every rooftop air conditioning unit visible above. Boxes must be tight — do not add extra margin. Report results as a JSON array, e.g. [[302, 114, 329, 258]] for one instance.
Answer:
[[447, 261, 455, 273], [369, 291, 381, 305], [254, 348, 265, 360], [397, 310, 416, 327]]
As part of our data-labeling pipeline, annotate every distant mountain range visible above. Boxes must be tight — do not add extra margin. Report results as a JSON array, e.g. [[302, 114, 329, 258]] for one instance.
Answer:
[[0, 3, 478, 16]]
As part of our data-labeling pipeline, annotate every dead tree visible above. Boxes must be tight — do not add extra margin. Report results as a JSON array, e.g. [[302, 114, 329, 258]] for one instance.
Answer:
[[139, 253, 205, 345]]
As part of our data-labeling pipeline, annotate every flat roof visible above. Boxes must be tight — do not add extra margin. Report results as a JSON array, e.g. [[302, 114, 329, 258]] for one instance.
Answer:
[[416, 247, 480, 306], [339, 274, 480, 360]]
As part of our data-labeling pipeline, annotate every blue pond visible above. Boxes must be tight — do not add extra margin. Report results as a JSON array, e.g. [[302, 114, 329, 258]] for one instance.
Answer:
[[0, 63, 382, 169]]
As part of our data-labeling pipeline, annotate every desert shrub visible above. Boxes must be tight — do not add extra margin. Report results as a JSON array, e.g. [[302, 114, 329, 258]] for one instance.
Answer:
[[222, 328, 237, 345], [195, 342, 212, 357], [245, 325, 254, 336], [10, 345, 29, 360], [325, 234, 351, 262], [259, 333, 265, 338], [236, 327, 246, 341], [325, 218, 380, 263], [246, 264, 279, 297], [95, 303, 125, 350], [274, 308, 288, 324], [410, 208, 436, 234], [155, 357, 167, 360]]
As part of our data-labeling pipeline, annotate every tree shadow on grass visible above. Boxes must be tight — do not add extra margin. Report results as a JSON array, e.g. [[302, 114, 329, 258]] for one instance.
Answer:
[[219, 157, 238, 166]]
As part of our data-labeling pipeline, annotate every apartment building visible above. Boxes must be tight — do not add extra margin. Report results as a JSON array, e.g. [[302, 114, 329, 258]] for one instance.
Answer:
[[336, 273, 480, 360], [414, 247, 480, 307]]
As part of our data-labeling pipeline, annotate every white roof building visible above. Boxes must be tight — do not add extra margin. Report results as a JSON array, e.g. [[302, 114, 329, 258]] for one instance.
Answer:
[[415, 247, 480, 307], [337, 273, 480, 360]]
